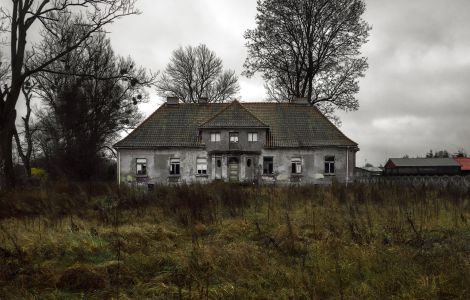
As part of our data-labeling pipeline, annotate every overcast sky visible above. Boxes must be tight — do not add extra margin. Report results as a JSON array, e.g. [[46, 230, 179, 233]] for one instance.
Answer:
[[5, 0, 470, 166]]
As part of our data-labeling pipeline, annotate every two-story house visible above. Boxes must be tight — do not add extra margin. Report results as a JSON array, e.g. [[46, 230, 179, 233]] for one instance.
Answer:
[[114, 97, 358, 185]]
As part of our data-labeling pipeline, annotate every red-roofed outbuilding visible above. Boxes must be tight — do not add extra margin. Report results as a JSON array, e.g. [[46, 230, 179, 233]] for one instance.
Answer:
[[454, 157, 470, 175]]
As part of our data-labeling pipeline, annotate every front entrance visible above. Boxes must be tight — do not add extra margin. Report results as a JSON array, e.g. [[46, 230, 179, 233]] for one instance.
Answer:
[[245, 156, 254, 181], [228, 157, 239, 181], [215, 156, 222, 179]]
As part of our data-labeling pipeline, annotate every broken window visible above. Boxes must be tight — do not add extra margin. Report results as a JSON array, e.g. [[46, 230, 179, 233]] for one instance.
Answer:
[[136, 158, 147, 175], [291, 158, 302, 174], [324, 156, 335, 175], [248, 132, 258, 142], [210, 132, 221, 142], [229, 132, 239, 143], [263, 157, 274, 175], [170, 158, 180, 175], [197, 158, 207, 175]]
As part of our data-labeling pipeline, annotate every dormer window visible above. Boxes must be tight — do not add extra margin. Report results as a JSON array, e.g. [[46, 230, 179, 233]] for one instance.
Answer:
[[229, 132, 239, 143], [210, 132, 221, 142], [248, 132, 258, 142]]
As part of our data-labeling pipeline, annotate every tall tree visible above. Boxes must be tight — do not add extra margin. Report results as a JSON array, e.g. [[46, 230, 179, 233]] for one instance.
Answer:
[[0, 0, 138, 188], [156, 44, 239, 103], [244, 0, 370, 123], [32, 32, 153, 180]]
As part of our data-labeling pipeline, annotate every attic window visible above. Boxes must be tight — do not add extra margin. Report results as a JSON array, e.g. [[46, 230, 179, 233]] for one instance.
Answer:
[[170, 158, 180, 175], [248, 132, 258, 142], [324, 156, 335, 175], [136, 158, 147, 176], [210, 132, 221, 142], [229, 132, 239, 143]]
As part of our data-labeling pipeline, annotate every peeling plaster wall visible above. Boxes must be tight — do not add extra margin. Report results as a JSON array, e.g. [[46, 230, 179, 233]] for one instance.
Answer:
[[117, 147, 356, 185]]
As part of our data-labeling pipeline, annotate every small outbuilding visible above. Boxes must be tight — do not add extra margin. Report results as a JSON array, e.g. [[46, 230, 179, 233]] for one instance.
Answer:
[[454, 157, 470, 175], [384, 158, 461, 176]]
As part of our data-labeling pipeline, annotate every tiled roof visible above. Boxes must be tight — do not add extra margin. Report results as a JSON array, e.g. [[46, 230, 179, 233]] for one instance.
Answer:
[[114, 101, 357, 149], [454, 157, 470, 171], [200, 101, 268, 129], [387, 158, 460, 167]]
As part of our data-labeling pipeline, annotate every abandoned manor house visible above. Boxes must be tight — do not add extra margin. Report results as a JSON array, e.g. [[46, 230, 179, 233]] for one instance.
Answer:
[[114, 97, 358, 185]]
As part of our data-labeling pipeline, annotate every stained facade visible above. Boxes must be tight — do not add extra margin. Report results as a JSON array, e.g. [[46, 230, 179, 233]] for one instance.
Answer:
[[114, 98, 358, 185]]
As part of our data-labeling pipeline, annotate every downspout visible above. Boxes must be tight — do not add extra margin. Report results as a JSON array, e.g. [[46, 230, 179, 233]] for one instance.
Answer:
[[117, 150, 121, 185], [346, 147, 349, 186]]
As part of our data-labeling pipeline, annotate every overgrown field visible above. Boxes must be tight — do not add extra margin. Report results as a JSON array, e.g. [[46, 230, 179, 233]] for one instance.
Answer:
[[1, 182, 470, 299]]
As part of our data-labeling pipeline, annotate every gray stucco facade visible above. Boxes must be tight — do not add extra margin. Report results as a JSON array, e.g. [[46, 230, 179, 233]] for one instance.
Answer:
[[115, 99, 358, 185]]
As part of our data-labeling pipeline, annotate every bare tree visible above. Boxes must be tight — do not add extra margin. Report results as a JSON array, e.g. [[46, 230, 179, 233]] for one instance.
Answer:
[[32, 32, 154, 180], [157, 44, 239, 103], [13, 81, 36, 179], [0, 0, 138, 189], [244, 0, 370, 123]]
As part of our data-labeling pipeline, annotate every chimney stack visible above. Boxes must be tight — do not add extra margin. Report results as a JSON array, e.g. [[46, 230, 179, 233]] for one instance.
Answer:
[[166, 96, 179, 105], [198, 97, 208, 104], [292, 97, 309, 105]]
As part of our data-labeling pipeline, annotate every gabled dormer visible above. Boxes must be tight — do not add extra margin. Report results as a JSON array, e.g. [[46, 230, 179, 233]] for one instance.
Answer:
[[199, 100, 269, 153]]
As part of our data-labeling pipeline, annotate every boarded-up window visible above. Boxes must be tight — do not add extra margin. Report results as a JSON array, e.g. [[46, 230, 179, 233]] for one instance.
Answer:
[[291, 158, 302, 174], [136, 158, 147, 175], [263, 157, 274, 174], [170, 158, 180, 175], [324, 156, 335, 175], [197, 158, 207, 175]]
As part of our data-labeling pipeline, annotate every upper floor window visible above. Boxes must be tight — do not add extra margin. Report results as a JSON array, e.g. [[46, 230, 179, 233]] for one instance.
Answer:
[[248, 132, 258, 142], [324, 156, 335, 175], [229, 132, 239, 143], [136, 158, 147, 175], [210, 132, 221, 142], [197, 158, 207, 175], [170, 158, 180, 175], [291, 158, 302, 174], [263, 156, 274, 175]]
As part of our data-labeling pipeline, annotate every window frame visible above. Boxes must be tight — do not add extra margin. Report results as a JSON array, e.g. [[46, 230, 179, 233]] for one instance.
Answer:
[[291, 158, 302, 175], [210, 132, 221, 142], [229, 132, 239, 143], [196, 157, 208, 175], [324, 156, 335, 175], [248, 132, 258, 142], [263, 156, 274, 175], [170, 158, 181, 176], [136, 158, 147, 176]]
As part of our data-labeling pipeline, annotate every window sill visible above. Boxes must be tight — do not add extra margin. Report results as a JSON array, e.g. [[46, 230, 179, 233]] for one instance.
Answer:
[[291, 173, 303, 177], [168, 174, 181, 178], [136, 174, 148, 177], [196, 174, 209, 178], [262, 174, 276, 177], [324, 174, 336, 177]]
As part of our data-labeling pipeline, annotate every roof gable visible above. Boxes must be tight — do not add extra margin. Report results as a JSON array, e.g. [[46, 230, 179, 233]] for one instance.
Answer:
[[199, 100, 268, 129]]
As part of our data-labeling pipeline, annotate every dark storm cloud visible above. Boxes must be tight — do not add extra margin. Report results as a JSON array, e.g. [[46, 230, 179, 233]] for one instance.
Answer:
[[339, 0, 470, 165]]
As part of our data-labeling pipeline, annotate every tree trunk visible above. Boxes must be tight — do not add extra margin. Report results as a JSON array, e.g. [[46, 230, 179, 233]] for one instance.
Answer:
[[0, 126, 15, 189]]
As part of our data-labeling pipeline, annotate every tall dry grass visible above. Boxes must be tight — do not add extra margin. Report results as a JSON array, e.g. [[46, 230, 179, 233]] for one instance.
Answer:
[[0, 181, 470, 299]]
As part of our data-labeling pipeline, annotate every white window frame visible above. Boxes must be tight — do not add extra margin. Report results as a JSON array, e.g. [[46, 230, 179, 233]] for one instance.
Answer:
[[291, 158, 302, 174], [136, 158, 147, 176], [196, 158, 208, 175], [170, 158, 181, 175], [229, 132, 239, 143], [324, 156, 335, 175], [248, 132, 258, 142], [210, 132, 221, 142]]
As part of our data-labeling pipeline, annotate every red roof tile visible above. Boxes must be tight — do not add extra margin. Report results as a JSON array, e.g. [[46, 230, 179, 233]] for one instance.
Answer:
[[454, 157, 470, 171]]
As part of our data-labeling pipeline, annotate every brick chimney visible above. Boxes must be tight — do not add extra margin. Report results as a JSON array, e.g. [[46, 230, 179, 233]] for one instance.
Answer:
[[292, 97, 309, 105], [198, 97, 208, 104], [166, 96, 179, 105]]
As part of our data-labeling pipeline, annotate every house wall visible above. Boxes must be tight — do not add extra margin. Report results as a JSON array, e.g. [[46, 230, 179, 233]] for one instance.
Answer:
[[117, 146, 356, 185], [202, 129, 266, 153]]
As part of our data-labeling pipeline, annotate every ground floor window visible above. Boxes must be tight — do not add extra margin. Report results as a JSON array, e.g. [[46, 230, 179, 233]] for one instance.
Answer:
[[170, 158, 180, 175], [136, 158, 147, 175], [324, 156, 335, 175], [291, 158, 302, 174], [197, 158, 207, 175], [263, 157, 274, 174]]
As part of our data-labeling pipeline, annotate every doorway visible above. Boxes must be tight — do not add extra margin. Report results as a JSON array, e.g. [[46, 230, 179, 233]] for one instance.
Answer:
[[228, 157, 239, 181]]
